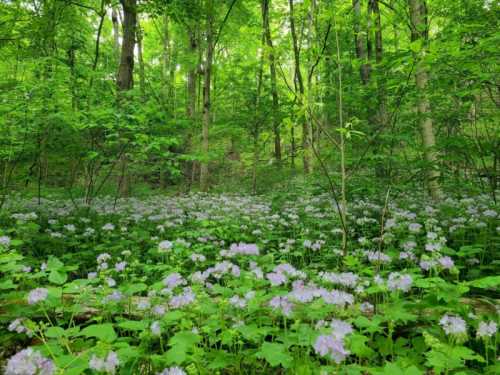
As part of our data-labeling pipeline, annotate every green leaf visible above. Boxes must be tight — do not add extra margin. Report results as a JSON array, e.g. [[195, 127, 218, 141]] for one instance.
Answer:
[[47, 256, 64, 270], [207, 350, 235, 370], [80, 323, 117, 343], [169, 331, 201, 348], [117, 320, 148, 331], [0, 279, 16, 290], [467, 276, 500, 289], [256, 342, 292, 368], [49, 270, 67, 285], [45, 326, 66, 338], [350, 334, 375, 358]]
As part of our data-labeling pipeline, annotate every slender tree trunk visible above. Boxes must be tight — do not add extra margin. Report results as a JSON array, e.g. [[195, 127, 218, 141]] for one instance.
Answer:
[[408, 0, 441, 200], [137, 18, 146, 102], [261, 0, 281, 163], [111, 7, 121, 64], [200, 0, 213, 191], [289, 0, 311, 174], [253, 33, 265, 194], [116, 0, 137, 197], [117, 0, 137, 91], [353, 0, 370, 84], [187, 30, 197, 118], [333, 13, 348, 255]]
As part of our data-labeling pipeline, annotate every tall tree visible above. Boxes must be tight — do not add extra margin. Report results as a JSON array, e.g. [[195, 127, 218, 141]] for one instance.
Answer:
[[200, 0, 214, 191], [408, 0, 441, 199], [117, 0, 137, 91], [261, 0, 281, 163], [289, 0, 311, 174], [137, 18, 146, 102], [352, 0, 370, 84]]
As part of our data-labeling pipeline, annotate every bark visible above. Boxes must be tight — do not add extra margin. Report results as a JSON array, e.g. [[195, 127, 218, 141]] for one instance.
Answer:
[[371, 0, 388, 128], [289, 0, 311, 174], [261, 0, 281, 163], [252, 32, 265, 194], [137, 19, 146, 102], [408, 0, 441, 200], [200, 0, 213, 191], [352, 0, 370, 84], [117, 0, 137, 91], [111, 7, 121, 64], [162, 13, 171, 109], [187, 29, 197, 118]]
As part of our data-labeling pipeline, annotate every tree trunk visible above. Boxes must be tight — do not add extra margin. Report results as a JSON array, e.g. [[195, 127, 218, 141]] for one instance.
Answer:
[[289, 0, 311, 174], [200, 0, 213, 191], [111, 7, 121, 64], [187, 30, 197, 118], [252, 31, 265, 194], [261, 0, 281, 163], [162, 13, 171, 109], [352, 0, 370, 84], [117, 0, 137, 91], [408, 0, 441, 200], [370, 0, 388, 130], [137, 18, 146, 102]]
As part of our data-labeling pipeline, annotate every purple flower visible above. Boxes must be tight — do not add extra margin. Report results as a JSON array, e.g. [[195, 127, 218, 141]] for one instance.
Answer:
[[419, 259, 436, 271], [269, 296, 294, 317], [115, 261, 127, 272], [313, 335, 350, 364], [8, 318, 33, 337], [158, 240, 173, 253], [137, 299, 150, 310], [89, 351, 119, 374], [5, 348, 55, 375], [105, 291, 123, 303], [266, 272, 287, 286], [288, 281, 317, 303], [163, 273, 186, 291], [440, 314, 467, 336], [360, 302, 374, 314], [477, 321, 497, 338], [102, 223, 115, 231], [157, 367, 186, 375], [97, 253, 111, 264], [229, 295, 247, 308], [387, 273, 413, 292], [438, 256, 454, 270], [321, 272, 358, 288], [366, 251, 391, 264], [151, 321, 161, 336], [190, 253, 206, 262], [27, 288, 48, 305], [408, 223, 422, 233], [169, 287, 195, 309], [320, 289, 354, 307], [0, 235, 11, 247], [330, 319, 353, 339], [228, 243, 259, 256]]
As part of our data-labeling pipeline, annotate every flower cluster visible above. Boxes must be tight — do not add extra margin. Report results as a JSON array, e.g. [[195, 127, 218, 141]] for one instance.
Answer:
[[89, 351, 120, 374], [27, 288, 48, 305], [440, 314, 467, 336], [5, 348, 55, 375]]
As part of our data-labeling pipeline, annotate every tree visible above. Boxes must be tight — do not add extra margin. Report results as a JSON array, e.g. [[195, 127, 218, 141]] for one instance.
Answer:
[[289, 0, 311, 174], [261, 0, 281, 163], [117, 0, 137, 91], [408, 0, 441, 200]]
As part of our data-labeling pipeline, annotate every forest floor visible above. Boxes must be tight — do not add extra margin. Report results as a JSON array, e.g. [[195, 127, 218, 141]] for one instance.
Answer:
[[0, 192, 498, 374]]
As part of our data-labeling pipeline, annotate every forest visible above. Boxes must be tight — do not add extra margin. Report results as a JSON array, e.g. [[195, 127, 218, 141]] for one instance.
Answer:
[[0, 0, 499, 374]]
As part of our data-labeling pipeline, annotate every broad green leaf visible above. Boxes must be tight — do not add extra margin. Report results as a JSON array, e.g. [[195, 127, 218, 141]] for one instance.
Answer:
[[80, 323, 117, 343], [256, 342, 292, 368]]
